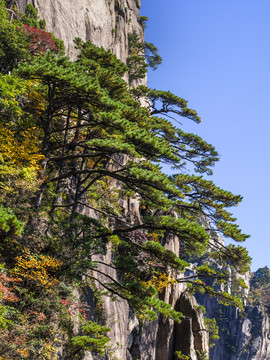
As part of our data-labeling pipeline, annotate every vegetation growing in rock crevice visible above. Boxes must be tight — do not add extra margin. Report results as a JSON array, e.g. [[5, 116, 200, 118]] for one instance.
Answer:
[[0, 1, 250, 358], [249, 266, 270, 314]]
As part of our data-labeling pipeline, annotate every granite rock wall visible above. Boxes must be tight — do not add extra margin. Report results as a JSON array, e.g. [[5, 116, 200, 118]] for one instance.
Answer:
[[17, 0, 143, 61]]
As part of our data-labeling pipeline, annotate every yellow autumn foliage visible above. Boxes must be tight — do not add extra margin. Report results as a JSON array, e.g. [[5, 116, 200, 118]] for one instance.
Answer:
[[13, 251, 63, 289], [41, 342, 58, 360], [0, 124, 44, 194], [147, 232, 160, 242], [25, 80, 46, 118], [141, 272, 177, 293]]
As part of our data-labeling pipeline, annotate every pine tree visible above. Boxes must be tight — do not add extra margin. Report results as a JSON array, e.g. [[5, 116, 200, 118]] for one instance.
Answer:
[[0, 3, 251, 356], [16, 41, 250, 317]]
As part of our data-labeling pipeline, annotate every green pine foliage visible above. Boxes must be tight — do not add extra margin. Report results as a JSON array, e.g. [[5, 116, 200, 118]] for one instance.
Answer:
[[0, 205, 23, 235], [138, 15, 149, 29], [204, 317, 220, 348], [175, 351, 190, 360], [127, 31, 162, 84], [21, 4, 46, 29], [0, 2, 251, 358], [196, 351, 210, 360], [0, 0, 29, 74], [71, 321, 111, 356]]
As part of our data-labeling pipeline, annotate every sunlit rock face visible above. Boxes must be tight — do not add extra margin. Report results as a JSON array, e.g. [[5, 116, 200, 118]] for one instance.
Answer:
[[17, 0, 143, 61]]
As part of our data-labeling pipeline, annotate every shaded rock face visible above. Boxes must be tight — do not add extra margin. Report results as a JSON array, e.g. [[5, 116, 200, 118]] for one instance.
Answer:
[[195, 221, 270, 359], [196, 292, 270, 360], [215, 306, 270, 360], [174, 294, 209, 360]]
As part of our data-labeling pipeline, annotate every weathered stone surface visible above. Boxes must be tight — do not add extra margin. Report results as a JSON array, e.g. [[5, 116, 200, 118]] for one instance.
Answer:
[[17, 0, 144, 61], [174, 293, 209, 360], [194, 233, 270, 360], [195, 234, 270, 360]]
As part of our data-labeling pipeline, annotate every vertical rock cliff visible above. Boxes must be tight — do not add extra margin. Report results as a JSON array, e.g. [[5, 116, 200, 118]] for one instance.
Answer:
[[196, 294, 270, 359], [195, 233, 270, 360], [17, 0, 144, 62]]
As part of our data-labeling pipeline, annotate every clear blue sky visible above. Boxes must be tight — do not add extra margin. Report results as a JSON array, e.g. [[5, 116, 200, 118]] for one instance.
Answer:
[[140, 0, 270, 271]]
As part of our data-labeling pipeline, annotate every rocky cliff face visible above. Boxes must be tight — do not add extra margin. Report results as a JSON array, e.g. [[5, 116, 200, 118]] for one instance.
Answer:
[[15, 1, 270, 359], [196, 294, 270, 360], [195, 231, 270, 360], [17, 0, 144, 62]]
